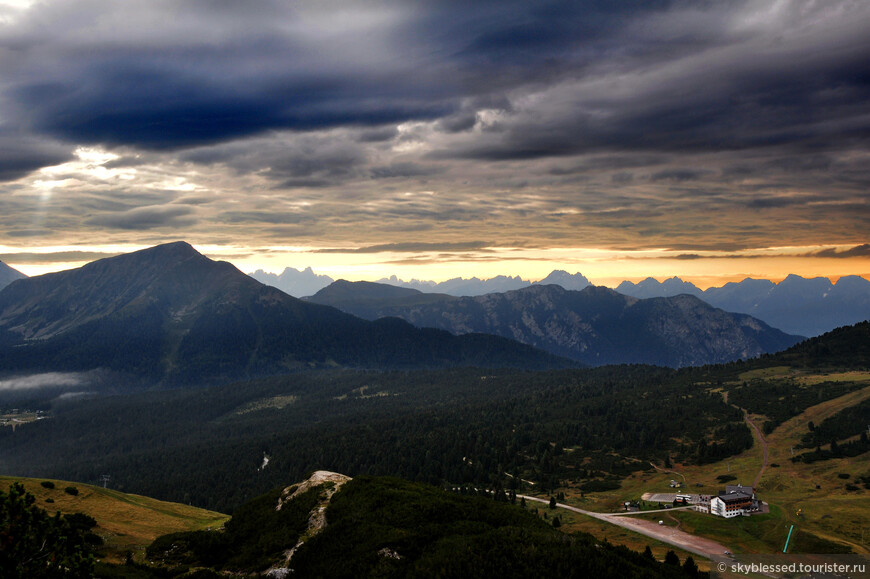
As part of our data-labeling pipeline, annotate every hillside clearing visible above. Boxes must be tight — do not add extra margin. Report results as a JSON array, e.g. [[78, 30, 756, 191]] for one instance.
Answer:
[[0, 476, 229, 563]]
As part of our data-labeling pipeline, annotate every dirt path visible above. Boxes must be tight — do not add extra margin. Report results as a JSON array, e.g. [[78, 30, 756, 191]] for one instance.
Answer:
[[741, 410, 769, 489], [520, 495, 730, 560], [648, 461, 686, 483]]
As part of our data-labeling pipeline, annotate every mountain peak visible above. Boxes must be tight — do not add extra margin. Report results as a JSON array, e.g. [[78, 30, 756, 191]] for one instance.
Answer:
[[535, 270, 591, 290], [312, 280, 423, 301], [0, 260, 27, 291], [779, 273, 832, 286], [137, 240, 200, 259], [834, 275, 870, 289]]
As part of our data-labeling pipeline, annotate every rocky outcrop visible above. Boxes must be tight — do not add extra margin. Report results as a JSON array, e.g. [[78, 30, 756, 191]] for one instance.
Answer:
[[270, 471, 352, 575]]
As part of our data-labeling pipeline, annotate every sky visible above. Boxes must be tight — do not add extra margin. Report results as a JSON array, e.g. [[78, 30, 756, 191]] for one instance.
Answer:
[[0, 0, 868, 289]]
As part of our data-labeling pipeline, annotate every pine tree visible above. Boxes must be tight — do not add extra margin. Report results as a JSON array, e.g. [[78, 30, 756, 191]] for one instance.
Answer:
[[683, 556, 699, 577], [0, 483, 94, 578]]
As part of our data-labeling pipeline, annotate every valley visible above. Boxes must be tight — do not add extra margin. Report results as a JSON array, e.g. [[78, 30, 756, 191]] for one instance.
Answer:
[[0, 245, 867, 577]]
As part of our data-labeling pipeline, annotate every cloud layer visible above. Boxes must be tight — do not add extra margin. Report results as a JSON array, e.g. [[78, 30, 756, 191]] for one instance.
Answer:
[[0, 0, 867, 277], [0, 372, 86, 391]]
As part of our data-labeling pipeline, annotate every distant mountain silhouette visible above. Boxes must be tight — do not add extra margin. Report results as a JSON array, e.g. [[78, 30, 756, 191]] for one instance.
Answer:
[[249, 265, 867, 336], [0, 261, 26, 291], [308, 281, 803, 367], [249, 266, 334, 297], [249, 267, 592, 298], [0, 243, 572, 385], [375, 274, 530, 296], [616, 277, 704, 299], [617, 275, 870, 337], [534, 270, 591, 291], [375, 270, 591, 295]]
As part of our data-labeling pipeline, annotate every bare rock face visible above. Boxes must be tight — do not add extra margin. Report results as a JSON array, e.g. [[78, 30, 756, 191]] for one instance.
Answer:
[[271, 471, 352, 573], [276, 470, 351, 511]]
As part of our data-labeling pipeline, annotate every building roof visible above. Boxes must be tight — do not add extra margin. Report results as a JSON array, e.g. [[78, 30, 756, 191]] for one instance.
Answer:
[[715, 492, 753, 504]]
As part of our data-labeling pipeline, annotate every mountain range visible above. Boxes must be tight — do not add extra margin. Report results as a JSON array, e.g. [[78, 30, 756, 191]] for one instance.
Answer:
[[307, 280, 802, 367], [617, 275, 870, 337], [0, 243, 570, 387], [249, 268, 593, 297], [250, 266, 869, 337], [248, 266, 335, 299], [0, 261, 25, 291]]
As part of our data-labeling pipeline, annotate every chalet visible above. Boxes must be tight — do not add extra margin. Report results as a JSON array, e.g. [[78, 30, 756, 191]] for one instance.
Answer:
[[709, 484, 759, 518]]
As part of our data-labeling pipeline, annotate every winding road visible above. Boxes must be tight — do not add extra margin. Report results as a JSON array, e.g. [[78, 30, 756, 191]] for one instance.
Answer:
[[517, 404, 769, 561], [520, 495, 731, 560]]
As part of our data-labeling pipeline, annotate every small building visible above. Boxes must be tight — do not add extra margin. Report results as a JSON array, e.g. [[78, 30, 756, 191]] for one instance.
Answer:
[[710, 484, 759, 518], [711, 492, 753, 517]]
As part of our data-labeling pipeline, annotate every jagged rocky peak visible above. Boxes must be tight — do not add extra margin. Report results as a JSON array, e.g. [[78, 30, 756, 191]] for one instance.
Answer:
[[535, 270, 591, 290]]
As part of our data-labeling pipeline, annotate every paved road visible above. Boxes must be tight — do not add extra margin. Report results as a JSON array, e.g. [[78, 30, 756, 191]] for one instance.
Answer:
[[521, 495, 731, 560]]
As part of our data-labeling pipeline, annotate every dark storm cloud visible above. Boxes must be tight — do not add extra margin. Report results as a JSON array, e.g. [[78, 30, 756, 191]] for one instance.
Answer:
[[86, 206, 197, 230], [356, 126, 400, 143], [0, 0, 867, 173], [180, 131, 368, 188], [0, 0, 867, 261], [6, 229, 55, 238], [222, 211, 309, 225], [315, 241, 491, 254], [0, 131, 71, 182], [435, 112, 477, 134], [0, 0, 722, 154], [650, 244, 870, 260], [649, 169, 712, 183], [808, 244, 870, 259], [2, 1, 456, 150], [369, 162, 441, 179]]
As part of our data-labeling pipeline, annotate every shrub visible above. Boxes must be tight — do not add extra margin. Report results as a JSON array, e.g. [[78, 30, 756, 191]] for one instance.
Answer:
[[837, 473, 850, 479], [64, 486, 79, 496], [0, 483, 93, 577], [40, 481, 55, 489], [579, 479, 622, 493]]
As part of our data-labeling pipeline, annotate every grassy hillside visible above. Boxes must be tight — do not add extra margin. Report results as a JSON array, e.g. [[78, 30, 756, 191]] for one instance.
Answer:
[[543, 364, 870, 556], [0, 476, 228, 563]]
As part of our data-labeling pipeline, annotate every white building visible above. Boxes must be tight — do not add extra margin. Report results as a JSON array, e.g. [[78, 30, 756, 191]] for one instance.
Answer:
[[710, 490, 753, 518]]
